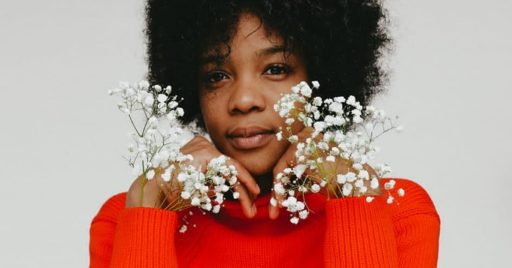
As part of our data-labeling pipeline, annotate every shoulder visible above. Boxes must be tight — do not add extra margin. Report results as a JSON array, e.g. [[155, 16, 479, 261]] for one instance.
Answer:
[[91, 192, 127, 224], [380, 178, 440, 223]]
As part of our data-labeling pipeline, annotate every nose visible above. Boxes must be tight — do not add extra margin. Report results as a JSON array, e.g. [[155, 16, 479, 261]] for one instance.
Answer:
[[227, 76, 266, 115]]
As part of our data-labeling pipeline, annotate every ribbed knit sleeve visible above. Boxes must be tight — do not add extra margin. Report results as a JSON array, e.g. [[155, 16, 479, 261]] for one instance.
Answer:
[[323, 179, 440, 268], [391, 179, 440, 268], [90, 193, 180, 268], [323, 196, 399, 268]]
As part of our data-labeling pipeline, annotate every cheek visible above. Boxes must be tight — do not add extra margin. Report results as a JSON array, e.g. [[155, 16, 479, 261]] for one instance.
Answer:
[[199, 96, 222, 135]]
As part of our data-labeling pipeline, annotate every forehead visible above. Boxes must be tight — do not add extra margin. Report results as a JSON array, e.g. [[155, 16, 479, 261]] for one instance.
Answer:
[[200, 13, 287, 64]]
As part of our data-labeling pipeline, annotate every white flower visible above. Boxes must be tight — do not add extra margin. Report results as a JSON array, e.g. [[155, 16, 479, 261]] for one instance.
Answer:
[[384, 179, 396, 190], [157, 94, 167, 103], [299, 210, 309, 219], [146, 169, 155, 180], [191, 197, 201, 206], [346, 172, 357, 182], [397, 188, 405, 197], [313, 121, 325, 132], [232, 192, 240, 199], [326, 155, 336, 162], [181, 191, 191, 199], [352, 163, 363, 170], [337, 174, 347, 184], [212, 205, 221, 213], [370, 178, 379, 189], [144, 94, 154, 107], [366, 196, 375, 203], [179, 225, 187, 233], [312, 97, 323, 106], [293, 164, 307, 178], [311, 81, 320, 89], [165, 85, 172, 94], [386, 195, 394, 204], [161, 169, 172, 182], [139, 80, 150, 90], [342, 183, 353, 196], [328, 102, 343, 114], [270, 197, 278, 207], [274, 183, 285, 195], [358, 170, 369, 180], [168, 101, 178, 109], [299, 84, 312, 97], [290, 217, 299, 224], [276, 132, 283, 141], [311, 184, 321, 193], [346, 95, 356, 106], [288, 135, 299, 143], [176, 107, 184, 117]]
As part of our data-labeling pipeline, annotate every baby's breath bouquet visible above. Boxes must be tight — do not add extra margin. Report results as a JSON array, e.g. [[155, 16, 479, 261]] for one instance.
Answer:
[[272, 81, 405, 224], [108, 81, 240, 232], [108, 80, 405, 228]]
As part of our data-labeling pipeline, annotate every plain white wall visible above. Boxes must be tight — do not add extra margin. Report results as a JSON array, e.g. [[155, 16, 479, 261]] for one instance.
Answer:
[[0, 0, 510, 267]]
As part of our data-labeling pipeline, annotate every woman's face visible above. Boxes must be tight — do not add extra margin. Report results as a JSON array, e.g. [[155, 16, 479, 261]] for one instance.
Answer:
[[198, 13, 308, 180]]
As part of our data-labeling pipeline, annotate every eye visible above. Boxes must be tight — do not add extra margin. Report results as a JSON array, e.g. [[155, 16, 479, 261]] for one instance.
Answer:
[[263, 64, 291, 76], [203, 71, 229, 85]]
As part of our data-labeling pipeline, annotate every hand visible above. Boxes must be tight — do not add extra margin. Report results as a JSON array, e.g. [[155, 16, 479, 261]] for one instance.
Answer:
[[269, 127, 316, 219], [180, 136, 261, 218], [126, 166, 180, 209], [126, 136, 261, 218], [268, 127, 381, 219]]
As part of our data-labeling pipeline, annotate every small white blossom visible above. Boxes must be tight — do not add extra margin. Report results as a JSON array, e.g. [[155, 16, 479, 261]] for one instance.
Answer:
[[270, 197, 278, 207], [384, 179, 396, 190], [311, 184, 321, 193], [146, 169, 155, 180], [181, 191, 191, 199], [191, 197, 201, 206], [274, 183, 286, 195], [397, 188, 405, 197], [342, 183, 353, 196], [299, 210, 309, 219]]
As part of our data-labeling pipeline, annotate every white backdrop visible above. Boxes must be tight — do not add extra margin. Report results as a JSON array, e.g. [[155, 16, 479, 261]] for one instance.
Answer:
[[0, 0, 510, 267]]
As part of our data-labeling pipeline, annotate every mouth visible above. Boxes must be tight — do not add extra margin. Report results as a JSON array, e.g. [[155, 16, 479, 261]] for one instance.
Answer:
[[226, 126, 276, 150]]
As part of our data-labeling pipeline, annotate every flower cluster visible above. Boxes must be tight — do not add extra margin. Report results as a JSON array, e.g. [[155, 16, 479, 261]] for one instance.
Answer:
[[109, 81, 239, 231], [273, 81, 405, 224]]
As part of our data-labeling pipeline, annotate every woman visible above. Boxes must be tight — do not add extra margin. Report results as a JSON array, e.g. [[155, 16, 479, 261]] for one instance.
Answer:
[[90, 1, 440, 267]]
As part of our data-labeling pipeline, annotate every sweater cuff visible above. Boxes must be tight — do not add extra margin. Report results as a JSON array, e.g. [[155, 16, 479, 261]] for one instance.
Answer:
[[323, 197, 398, 268], [110, 207, 179, 268]]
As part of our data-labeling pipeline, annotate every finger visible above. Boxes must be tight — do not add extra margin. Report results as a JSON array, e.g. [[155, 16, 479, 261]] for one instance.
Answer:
[[233, 181, 257, 218], [269, 145, 297, 219], [228, 159, 259, 218], [228, 159, 260, 197]]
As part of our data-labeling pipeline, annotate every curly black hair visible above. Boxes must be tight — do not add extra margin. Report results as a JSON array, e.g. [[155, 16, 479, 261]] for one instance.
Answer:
[[145, 0, 390, 128]]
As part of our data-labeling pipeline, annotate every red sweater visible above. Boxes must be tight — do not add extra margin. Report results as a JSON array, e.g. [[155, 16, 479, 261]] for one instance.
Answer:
[[90, 178, 440, 267]]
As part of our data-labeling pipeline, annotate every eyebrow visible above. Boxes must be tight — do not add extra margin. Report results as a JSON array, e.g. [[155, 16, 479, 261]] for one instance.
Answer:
[[200, 45, 289, 65]]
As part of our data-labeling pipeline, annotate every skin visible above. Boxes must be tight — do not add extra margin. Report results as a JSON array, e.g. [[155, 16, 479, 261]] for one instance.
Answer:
[[197, 13, 308, 192], [126, 12, 378, 219]]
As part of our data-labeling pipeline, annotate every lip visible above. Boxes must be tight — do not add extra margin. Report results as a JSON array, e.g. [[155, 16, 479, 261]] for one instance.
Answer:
[[227, 126, 276, 150]]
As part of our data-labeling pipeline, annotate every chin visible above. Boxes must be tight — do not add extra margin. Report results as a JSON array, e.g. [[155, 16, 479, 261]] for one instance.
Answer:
[[235, 153, 274, 176]]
